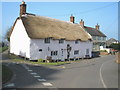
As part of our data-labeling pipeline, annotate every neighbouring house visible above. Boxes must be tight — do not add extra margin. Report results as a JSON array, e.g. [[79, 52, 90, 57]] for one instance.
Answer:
[[79, 19, 107, 57], [105, 38, 119, 54], [106, 38, 119, 47], [9, 1, 92, 61]]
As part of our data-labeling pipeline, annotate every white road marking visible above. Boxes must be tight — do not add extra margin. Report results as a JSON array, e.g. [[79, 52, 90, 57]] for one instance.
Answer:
[[12, 62, 16, 64], [16, 62, 19, 65], [21, 64, 29, 70], [100, 62, 107, 88], [42, 83, 53, 86], [4, 83, 15, 87], [38, 79, 46, 81], [28, 70, 32, 72], [30, 73, 37, 75], [34, 75, 41, 78], [34, 64, 39, 66]]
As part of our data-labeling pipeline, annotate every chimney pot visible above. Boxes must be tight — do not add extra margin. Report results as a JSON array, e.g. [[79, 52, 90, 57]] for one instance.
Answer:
[[80, 19, 84, 27], [20, 1, 27, 17], [95, 23, 100, 30]]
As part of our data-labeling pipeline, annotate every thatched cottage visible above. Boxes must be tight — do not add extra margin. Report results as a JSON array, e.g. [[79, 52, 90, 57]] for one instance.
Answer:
[[9, 1, 93, 61]]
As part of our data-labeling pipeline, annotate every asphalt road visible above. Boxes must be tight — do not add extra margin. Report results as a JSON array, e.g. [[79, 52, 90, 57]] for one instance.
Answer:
[[2, 54, 118, 89]]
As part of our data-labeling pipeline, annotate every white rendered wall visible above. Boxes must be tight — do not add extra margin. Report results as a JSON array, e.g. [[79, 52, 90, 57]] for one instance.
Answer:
[[10, 19, 30, 58], [30, 39, 92, 60]]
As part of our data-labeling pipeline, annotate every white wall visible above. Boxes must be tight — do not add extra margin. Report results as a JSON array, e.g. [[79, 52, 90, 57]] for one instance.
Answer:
[[10, 19, 92, 60], [100, 46, 110, 53], [10, 19, 30, 58], [30, 39, 92, 60]]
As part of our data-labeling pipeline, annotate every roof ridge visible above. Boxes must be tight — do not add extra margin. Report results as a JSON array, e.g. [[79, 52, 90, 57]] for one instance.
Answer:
[[23, 14, 76, 25]]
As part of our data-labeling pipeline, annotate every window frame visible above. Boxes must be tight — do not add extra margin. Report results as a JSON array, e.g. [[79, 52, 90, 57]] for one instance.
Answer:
[[75, 40, 79, 44], [51, 51, 58, 56], [44, 38, 50, 43], [59, 39, 64, 44], [74, 50, 79, 55], [86, 49, 89, 55]]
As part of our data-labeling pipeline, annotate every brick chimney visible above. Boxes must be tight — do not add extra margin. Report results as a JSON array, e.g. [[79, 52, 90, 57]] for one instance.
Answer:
[[95, 23, 100, 30], [80, 19, 84, 27], [70, 14, 75, 23], [20, 1, 27, 17]]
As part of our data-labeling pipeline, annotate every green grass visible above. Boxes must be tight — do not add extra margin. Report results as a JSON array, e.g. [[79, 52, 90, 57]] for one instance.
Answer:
[[2, 65, 13, 84], [10, 55, 83, 66], [9, 54, 22, 59], [0, 46, 8, 53], [12, 58, 69, 66], [31, 61, 67, 65]]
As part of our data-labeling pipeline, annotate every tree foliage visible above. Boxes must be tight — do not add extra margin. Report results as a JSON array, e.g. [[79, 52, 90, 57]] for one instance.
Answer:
[[5, 26, 12, 42], [109, 43, 120, 51]]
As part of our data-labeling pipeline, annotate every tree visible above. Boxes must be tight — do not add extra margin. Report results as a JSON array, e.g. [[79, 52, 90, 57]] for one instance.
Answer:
[[5, 26, 12, 42], [109, 43, 120, 51]]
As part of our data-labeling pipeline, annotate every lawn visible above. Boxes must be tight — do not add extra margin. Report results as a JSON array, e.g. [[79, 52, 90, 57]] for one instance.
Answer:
[[0, 46, 8, 53], [2, 65, 13, 84]]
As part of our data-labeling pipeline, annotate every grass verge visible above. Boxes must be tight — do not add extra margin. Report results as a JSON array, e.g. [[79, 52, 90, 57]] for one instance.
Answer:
[[10, 55, 83, 66], [12, 59, 69, 66], [0, 46, 8, 53], [2, 65, 13, 84]]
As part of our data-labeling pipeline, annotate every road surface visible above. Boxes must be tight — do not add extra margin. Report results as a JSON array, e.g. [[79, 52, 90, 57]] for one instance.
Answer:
[[2, 54, 118, 89]]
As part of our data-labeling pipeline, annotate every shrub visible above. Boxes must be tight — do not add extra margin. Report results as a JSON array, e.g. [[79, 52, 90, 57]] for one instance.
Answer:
[[38, 59, 43, 62], [100, 50, 107, 52]]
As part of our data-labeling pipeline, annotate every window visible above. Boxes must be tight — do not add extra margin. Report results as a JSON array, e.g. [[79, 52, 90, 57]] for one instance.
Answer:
[[75, 40, 79, 44], [51, 51, 58, 56], [39, 49, 42, 52], [98, 37, 102, 40], [59, 39, 64, 44], [74, 50, 79, 55], [45, 38, 50, 43], [86, 49, 89, 55], [103, 37, 106, 40], [92, 36, 96, 40]]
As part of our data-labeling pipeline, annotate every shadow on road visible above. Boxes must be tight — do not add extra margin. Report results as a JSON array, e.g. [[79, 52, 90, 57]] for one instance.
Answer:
[[2, 62, 61, 88]]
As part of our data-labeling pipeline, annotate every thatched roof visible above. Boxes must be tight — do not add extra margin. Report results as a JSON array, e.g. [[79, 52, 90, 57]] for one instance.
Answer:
[[11, 14, 92, 41], [84, 26, 106, 37]]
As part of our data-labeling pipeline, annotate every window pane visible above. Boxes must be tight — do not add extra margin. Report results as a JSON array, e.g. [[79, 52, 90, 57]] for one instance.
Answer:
[[75, 40, 79, 44], [59, 39, 64, 44], [74, 50, 79, 55], [45, 38, 50, 43]]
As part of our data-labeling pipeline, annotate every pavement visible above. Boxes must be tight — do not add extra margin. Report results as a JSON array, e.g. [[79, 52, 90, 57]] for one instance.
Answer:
[[1, 51, 119, 89]]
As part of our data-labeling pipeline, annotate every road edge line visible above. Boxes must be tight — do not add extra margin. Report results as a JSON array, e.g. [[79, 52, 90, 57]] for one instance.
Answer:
[[100, 62, 107, 88]]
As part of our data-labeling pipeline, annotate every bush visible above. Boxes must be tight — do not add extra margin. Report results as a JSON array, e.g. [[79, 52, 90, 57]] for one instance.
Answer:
[[100, 50, 107, 52], [109, 43, 120, 51], [38, 59, 43, 62]]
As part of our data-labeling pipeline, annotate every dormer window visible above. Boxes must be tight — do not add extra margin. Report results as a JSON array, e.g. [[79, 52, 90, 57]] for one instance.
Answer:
[[59, 39, 64, 44], [75, 40, 79, 44], [45, 38, 50, 43]]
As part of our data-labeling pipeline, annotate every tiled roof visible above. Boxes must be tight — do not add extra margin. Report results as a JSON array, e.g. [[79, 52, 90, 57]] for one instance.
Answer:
[[84, 26, 106, 37]]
